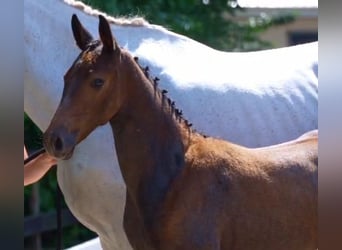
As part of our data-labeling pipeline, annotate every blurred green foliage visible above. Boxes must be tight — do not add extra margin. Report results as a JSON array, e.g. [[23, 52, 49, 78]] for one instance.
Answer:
[[81, 0, 295, 51], [24, 113, 43, 150], [24, 0, 295, 248]]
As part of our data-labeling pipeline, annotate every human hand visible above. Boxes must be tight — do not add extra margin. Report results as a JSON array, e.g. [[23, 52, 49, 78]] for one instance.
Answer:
[[36, 152, 58, 167], [24, 151, 58, 186]]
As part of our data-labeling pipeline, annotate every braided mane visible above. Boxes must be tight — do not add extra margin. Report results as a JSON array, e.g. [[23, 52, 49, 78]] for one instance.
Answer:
[[133, 56, 207, 138]]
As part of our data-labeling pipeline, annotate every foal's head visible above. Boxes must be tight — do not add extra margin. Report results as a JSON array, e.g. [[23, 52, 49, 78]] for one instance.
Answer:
[[44, 14, 127, 159]]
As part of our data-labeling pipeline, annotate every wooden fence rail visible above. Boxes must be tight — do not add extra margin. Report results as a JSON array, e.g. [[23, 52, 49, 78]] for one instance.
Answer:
[[24, 208, 79, 237]]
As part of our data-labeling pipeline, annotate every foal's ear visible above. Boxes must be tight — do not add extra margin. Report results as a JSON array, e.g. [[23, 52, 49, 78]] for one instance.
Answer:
[[98, 15, 118, 53], [71, 14, 93, 51]]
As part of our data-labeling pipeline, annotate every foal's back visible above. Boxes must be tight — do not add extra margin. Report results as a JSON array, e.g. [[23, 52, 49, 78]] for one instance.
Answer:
[[158, 130, 317, 250]]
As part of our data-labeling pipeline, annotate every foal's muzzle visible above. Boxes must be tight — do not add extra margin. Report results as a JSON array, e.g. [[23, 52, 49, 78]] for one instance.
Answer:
[[43, 127, 77, 160]]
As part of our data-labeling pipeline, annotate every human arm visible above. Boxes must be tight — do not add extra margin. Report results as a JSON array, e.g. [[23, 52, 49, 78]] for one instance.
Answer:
[[24, 146, 57, 186]]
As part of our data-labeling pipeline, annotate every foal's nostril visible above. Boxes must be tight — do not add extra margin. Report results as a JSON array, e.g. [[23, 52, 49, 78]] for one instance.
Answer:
[[54, 136, 63, 152]]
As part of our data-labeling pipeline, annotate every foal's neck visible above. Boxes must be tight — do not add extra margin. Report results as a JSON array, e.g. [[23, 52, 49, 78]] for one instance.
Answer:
[[109, 52, 196, 228]]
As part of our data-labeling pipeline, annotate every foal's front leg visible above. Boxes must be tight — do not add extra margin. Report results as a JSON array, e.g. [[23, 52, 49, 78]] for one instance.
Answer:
[[158, 235, 221, 250], [123, 192, 154, 250], [157, 218, 221, 250]]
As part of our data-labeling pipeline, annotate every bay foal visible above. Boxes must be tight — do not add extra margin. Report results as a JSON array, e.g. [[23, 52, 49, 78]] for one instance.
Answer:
[[44, 15, 317, 250]]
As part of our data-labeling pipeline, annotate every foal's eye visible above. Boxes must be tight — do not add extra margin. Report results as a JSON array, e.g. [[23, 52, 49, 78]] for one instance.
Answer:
[[91, 78, 105, 88]]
